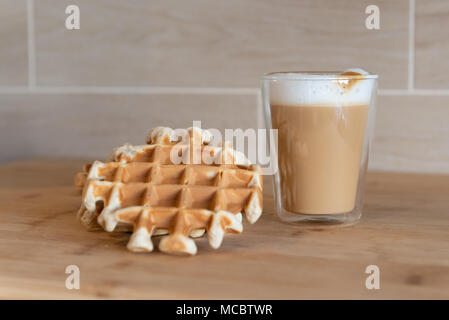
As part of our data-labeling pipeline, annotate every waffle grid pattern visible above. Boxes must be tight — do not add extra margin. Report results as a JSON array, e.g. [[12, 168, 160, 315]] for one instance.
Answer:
[[76, 127, 263, 255]]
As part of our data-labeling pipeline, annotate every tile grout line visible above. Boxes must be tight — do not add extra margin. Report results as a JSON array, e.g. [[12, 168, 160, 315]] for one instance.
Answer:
[[379, 89, 449, 96], [0, 86, 260, 95], [2, 86, 449, 95], [408, 0, 415, 91], [27, 0, 36, 89], [11, 0, 447, 98], [7, 0, 437, 98]]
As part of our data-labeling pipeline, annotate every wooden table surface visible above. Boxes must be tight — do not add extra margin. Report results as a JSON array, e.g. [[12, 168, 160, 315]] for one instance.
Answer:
[[0, 159, 448, 299]]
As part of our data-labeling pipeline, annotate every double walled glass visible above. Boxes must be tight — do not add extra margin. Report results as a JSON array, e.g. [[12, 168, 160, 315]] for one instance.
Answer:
[[262, 71, 378, 226]]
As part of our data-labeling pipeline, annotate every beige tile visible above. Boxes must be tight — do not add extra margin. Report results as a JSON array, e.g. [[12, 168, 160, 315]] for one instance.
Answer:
[[0, 0, 28, 85], [3, 93, 448, 173], [370, 95, 449, 173], [415, 0, 449, 89], [35, 0, 408, 88], [0, 93, 258, 162]]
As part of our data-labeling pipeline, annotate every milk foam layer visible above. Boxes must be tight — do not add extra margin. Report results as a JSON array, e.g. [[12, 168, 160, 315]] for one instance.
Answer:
[[268, 68, 377, 107]]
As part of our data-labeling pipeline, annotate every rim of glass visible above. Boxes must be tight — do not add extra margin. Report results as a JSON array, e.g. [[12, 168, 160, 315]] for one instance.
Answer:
[[262, 71, 379, 80]]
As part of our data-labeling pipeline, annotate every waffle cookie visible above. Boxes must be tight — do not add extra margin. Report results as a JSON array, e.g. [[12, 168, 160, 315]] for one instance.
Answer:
[[75, 127, 263, 255]]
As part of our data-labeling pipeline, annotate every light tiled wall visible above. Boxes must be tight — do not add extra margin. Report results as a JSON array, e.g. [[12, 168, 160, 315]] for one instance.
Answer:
[[0, 0, 448, 173], [0, 0, 28, 85]]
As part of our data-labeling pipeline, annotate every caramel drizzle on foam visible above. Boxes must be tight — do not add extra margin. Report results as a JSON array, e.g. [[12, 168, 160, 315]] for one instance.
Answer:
[[337, 70, 366, 91], [265, 70, 368, 92]]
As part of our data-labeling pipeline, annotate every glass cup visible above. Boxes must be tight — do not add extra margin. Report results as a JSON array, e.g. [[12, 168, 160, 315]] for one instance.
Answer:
[[261, 70, 378, 226]]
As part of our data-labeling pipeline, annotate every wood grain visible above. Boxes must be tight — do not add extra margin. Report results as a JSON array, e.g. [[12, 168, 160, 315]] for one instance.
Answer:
[[0, 159, 448, 299], [0, 93, 258, 162], [370, 95, 449, 174], [34, 0, 408, 88]]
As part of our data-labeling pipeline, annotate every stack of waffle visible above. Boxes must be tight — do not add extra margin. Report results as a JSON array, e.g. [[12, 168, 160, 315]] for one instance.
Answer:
[[75, 127, 263, 255]]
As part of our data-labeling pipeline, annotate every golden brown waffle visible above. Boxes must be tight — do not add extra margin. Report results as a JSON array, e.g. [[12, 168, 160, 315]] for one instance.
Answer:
[[75, 127, 263, 255]]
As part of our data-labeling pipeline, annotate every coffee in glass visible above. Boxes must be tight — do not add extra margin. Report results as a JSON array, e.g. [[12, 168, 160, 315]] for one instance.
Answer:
[[262, 69, 378, 225]]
